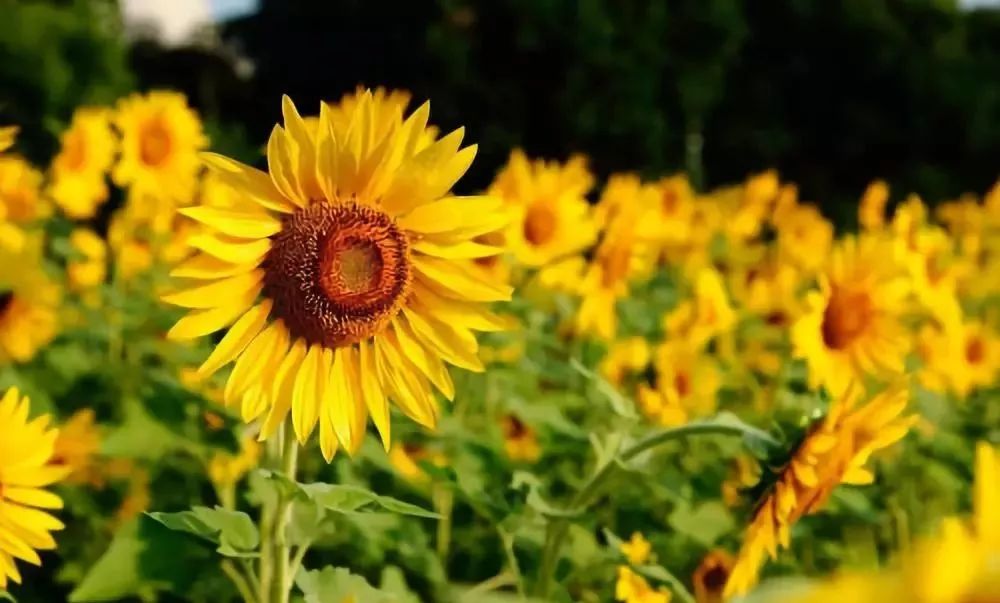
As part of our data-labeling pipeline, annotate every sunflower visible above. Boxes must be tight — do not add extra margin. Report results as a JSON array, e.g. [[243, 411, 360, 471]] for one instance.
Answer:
[[615, 566, 671, 603], [791, 235, 910, 397], [692, 550, 734, 603], [729, 254, 802, 328], [0, 238, 60, 364], [112, 91, 207, 207], [164, 93, 510, 460], [663, 267, 736, 349], [575, 205, 654, 340], [0, 387, 69, 589], [904, 226, 965, 330], [208, 436, 261, 489], [599, 337, 651, 387], [49, 107, 116, 219], [620, 532, 652, 565], [774, 203, 834, 274], [918, 321, 1000, 398], [724, 383, 916, 597], [643, 342, 720, 424], [858, 180, 889, 231], [490, 150, 597, 268], [51, 409, 101, 486], [388, 442, 447, 485], [0, 155, 46, 224], [500, 414, 541, 462], [67, 228, 108, 292]]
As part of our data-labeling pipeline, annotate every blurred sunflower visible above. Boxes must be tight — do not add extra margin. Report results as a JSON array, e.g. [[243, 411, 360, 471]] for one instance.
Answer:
[[0, 155, 47, 224], [0, 238, 60, 364], [208, 436, 261, 490], [664, 267, 736, 349], [774, 203, 834, 274], [67, 229, 108, 292], [165, 93, 510, 460], [49, 107, 115, 219], [641, 342, 720, 425], [0, 388, 69, 589], [51, 409, 102, 486], [112, 91, 207, 208], [724, 383, 916, 597], [791, 236, 910, 396], [575, 207, 654, 340], [615, 566, 671, 603], [692, 550, 734, 603], [858, 180, 889, 231], [490, 150, 597, 268], [600, 337, 651, 387], [500, 414, 540, 462], [918, 321, 1000, 398], [389, 442, 447, 485]]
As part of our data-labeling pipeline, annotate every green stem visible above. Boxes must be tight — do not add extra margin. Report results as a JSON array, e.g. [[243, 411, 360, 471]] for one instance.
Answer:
[[434, 484, 454, 564], [534, 422, 762, 598], [270, 423, 300, 603], [223, 559, 259, 603]]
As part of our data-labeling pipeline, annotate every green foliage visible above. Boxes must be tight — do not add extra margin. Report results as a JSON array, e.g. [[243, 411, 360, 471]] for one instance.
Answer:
[[0, 0, 132, 162], [147, 507, 260, 558]]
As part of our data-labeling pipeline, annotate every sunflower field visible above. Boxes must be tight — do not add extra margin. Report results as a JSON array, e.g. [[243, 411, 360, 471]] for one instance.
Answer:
[[2, 43, 1000, 603]]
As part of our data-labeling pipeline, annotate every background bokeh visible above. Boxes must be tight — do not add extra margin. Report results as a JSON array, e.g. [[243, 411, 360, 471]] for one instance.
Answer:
[[2, 0, 1000, 226]]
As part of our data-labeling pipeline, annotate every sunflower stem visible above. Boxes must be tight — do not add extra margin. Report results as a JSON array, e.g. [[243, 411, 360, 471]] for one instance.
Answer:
[[534, 421, 761, 598], [269, 422, 300, 603]]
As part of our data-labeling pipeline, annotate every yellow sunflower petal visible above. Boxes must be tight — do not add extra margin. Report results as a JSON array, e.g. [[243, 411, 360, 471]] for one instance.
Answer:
[[162, 270, 263, 309], [197, 301, 273, 378], [179, 206, 282, 239]]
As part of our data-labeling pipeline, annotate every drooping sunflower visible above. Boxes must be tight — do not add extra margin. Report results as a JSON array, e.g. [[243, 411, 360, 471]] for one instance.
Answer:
[[49, 107, 116, 219], [0, 387, 69, 589], [0, 154, 47, 224], [724, 383, 916, 598], [490, 150, 597, 268], [0, 238, 60, 364], [164, 93, 510, 460], [112, 91, 207, 208], [791, 235, 910, 397]]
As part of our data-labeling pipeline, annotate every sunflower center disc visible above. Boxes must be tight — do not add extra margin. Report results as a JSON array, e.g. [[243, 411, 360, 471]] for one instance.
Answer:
[[0, 291, 13, 318], [821, 289, 872, 350], [263, 200, 411, 348], [140, 119, 173, 166], [523, 203, 557, 246]]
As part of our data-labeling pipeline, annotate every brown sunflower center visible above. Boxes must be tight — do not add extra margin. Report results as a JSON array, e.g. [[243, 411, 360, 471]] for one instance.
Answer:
[[966, 337, 985, 364], [821, 289, 872, 350], [600, 244, 631, 287], [262, 200, 410, 348], [0, 291, 14, 318], [701, 564, 729, 592], [523, 202, 557, 246], [673, 370, 691, 397], [662, 188, 679, 214], [62, 129, 88, 171], [139, 119, 172, 166]]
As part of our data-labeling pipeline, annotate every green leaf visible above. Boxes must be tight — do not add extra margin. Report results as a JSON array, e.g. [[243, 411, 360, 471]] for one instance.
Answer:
[[295, 567, 390, 603], [69, 517, 213, 602], [0, 590, 14, 602], [146, 506, 259, 557], [511, 471, 582, 519], [667, 501, 734, 548], [569, 357, 638, 419], [258, 470, 440, 519]]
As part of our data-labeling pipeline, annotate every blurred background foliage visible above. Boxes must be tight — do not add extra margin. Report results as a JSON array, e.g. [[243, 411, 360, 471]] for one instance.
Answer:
[[3, 0, 1000, 220]]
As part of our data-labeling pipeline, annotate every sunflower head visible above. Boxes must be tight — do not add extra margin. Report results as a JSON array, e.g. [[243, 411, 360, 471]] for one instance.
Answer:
[[113, 91, 207, 203], [792, 235, 910, 396], [165, 92, 510, 461], [0, 155, 46, 224], [0, 387, 69, 589], [692, 550, 735, 603], [0, 238, 60, 364], [49, 107, 115, 219], [491, 150, 597, 267]]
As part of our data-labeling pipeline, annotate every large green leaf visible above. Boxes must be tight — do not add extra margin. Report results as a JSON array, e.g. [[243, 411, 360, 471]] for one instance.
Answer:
[[146, 506, 259, 557], [69, 517, 213, 602], [258, 470, 440, 519], [295, 567, 390, 603]]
